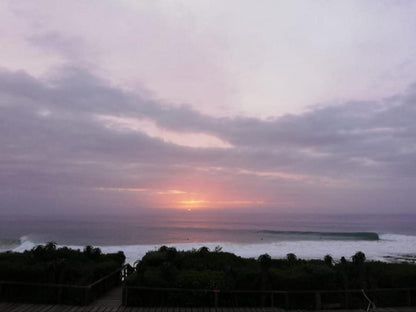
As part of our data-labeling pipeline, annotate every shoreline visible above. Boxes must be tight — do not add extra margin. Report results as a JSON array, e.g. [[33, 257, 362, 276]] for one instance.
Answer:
[[4, 235, 416, 265]]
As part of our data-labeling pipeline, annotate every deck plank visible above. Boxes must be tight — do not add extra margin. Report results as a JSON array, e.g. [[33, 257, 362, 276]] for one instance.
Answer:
[[2, 303, 21, 312], [1, 305, 416, 312], [8, 303, 35, 312], [33, 304, 56, 312], [5, 303, 31, 312], [1, 303, 20, 312]]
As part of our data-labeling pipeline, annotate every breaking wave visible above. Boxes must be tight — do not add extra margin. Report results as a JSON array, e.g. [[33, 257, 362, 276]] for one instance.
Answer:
[[2, 233, 416, 265], [256, 230, 380, 241]]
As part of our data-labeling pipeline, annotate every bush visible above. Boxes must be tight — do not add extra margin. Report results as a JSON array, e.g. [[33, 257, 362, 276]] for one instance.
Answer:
[[0, 243, 125, 285], [125, 249, 416, 307], [128, 249, 416, 292]]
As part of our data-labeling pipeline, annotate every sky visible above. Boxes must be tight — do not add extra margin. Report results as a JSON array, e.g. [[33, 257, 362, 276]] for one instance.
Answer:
[[1, 0, 416, 215]]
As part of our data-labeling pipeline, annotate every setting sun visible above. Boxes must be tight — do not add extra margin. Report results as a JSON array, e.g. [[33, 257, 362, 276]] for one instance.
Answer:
[[179, 199, 208, 209]]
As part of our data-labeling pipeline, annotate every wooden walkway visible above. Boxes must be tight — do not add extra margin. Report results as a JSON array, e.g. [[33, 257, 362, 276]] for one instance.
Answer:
[[0, 304, 415, 312], [92, 286, 123, 307]]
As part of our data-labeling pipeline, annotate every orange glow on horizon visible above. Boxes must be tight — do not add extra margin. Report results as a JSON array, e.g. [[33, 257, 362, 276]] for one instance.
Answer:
[[181, 199, 207, 205], [179, 199, 209, 210], [96, 183, 269, 211], [176, 198, 265, 210]]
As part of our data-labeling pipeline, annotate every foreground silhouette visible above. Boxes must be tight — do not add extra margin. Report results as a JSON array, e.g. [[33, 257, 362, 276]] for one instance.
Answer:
[[124, 246, 416, 308]]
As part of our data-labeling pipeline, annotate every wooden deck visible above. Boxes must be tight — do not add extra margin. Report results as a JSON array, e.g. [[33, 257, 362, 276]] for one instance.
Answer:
[[2, 286, 415, 311], [0, 303, 415, 312]]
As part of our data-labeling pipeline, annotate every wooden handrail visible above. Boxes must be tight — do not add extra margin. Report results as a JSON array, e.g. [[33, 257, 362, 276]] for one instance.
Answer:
[[0, 280, 88, 289], [123, 285, 416, 294], [88, 265, 125, 287], [0, 264, 126, 305], [0, 264, 126, 289], [123, 286, 415, 309]]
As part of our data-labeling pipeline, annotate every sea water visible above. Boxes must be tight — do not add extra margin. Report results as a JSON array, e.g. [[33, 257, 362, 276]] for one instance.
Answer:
[[1, 212, 415, 264]]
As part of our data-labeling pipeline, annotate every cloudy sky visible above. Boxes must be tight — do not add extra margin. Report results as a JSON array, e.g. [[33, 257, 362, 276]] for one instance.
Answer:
[[1, 0, 416, 215]]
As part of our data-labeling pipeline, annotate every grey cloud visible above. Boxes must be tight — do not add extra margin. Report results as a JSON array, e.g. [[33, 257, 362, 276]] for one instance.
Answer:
[[1, 67, 416, 213]]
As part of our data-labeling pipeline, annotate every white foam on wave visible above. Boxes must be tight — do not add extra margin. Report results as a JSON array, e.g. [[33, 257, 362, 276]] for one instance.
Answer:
[[10, 233, 416, 264], [9, 235, 37, 252]]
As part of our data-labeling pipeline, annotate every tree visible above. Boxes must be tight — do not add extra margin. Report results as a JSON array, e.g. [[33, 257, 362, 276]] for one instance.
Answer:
[[258, 254, 272, 292], [214, 246, 223, 253], [198, 246, 209, 253], [45, 241, 57, 252], [352, 251, 366, 265], [158, 245, 169, 252], [324, 254, 333, 267], [83, 245, 93, 255], [258, 254, 272, 271], [286, 253, 297, 264], [166, 247, 177, 261]]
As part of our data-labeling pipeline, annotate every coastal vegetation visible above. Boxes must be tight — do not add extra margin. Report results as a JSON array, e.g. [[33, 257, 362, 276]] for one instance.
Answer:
[[126, 246, 416, 290], [1, 243, 416, 308], [0, 242, 125, 285], [0, 243, 125, 305], [124, 246, 416, 307]]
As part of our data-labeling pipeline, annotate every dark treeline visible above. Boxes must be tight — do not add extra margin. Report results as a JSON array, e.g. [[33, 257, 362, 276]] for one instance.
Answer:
[[0, 242, 125, 285], [126, 246, 416, 291]]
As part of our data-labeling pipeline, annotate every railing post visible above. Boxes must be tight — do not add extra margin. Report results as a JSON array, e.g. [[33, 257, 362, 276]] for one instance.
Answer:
[[406, 289, 411, 306], [213, 290, 219, 307], [315, 291, 321, 310], [270, 292, 274, 307], [344, 290, 349, 308], [285, 292, 289, 309], [122, 285, 126, 306], [84, 287, 89, 305], [57, 286, 62, 304]]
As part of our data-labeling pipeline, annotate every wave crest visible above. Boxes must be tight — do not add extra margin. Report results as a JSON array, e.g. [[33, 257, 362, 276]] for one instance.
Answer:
[[257, 230, 380, 241]]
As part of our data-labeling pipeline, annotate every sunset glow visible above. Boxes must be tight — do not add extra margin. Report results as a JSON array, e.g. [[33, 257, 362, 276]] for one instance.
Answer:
[[179, 199, 209, 209], [3, 5, 416, 304], [1, 1, 416, 215], [176, 198, 266, 210]]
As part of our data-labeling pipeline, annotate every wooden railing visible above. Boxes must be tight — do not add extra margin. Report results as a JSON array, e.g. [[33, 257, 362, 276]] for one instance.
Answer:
[[122, 286, 416, 310], [2, 266, 414, 309], [0, 265, 125, 305]]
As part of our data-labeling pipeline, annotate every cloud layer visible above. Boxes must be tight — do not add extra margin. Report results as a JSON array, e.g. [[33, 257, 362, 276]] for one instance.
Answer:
[[1, 67, 416, 214], [2, 1, 416, 215]]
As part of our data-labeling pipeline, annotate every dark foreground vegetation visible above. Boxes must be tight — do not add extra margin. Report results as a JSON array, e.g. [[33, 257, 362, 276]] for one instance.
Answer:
[[124, 246, 416, 308], [0, 242, 125, 305], [1, 243, 416, 309]]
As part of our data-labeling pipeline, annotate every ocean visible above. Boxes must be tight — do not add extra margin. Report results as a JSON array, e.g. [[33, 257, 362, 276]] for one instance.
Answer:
[[1, 212, 415, 264]]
